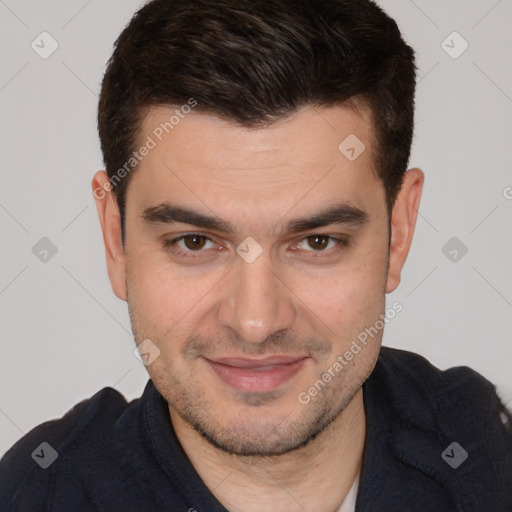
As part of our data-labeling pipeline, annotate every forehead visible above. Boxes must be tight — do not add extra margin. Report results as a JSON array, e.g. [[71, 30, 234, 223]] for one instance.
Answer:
[[139, 102, 374, 168], [127, 103, 384, 225]]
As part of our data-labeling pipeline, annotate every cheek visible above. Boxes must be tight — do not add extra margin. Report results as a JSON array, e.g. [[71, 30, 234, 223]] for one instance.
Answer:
[[126, 248, 224, 339], [291, 237, 388, 330]]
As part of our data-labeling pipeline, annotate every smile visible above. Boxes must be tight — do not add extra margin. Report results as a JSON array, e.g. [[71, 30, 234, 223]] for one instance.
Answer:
[[203, 356, 308, 393]]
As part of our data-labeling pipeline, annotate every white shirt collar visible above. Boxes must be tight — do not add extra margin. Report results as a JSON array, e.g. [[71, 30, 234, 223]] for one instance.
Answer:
[[336, 472, 359, 512]]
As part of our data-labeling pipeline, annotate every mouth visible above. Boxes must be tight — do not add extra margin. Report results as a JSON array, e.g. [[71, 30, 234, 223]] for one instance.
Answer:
[[203, 355, 309, 393]]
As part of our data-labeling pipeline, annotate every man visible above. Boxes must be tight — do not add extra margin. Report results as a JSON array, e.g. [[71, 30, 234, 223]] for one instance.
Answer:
[[1, 0, 510, 510]]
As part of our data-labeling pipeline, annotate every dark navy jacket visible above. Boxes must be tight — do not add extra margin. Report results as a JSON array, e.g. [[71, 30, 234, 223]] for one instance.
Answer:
[[1, 347, 511, 511]]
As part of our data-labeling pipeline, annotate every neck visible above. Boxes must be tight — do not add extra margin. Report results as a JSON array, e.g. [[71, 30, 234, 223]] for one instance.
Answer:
[[169, 388, 366, 512]]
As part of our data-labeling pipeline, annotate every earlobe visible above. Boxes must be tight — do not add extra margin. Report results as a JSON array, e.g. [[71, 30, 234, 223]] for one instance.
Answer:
[[385, 168, 424, 293], [91, 171, 128, 301]]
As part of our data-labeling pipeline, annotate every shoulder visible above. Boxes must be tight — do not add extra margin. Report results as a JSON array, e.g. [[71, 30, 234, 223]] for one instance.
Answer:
[[0, 387, 131, 511], [372, 347, 512, 495], [375, 346, 510, 419]]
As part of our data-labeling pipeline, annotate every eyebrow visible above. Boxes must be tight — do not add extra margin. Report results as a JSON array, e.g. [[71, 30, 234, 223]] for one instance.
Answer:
[[141, 202, 368, 235]]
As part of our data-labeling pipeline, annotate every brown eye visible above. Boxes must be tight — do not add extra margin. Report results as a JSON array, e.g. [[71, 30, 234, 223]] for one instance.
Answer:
[[293, 235, 348, 256], [306, 235, 330, 251], [183, 234, 208, 250], [162, 233, 219, 258]]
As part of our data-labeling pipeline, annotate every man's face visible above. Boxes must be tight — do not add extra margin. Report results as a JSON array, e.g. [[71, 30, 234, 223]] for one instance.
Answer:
[[118, 105, 392, 455]]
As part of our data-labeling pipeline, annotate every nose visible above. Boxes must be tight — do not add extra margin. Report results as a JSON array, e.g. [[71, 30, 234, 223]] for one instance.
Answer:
[[216, 252, 296, 345]]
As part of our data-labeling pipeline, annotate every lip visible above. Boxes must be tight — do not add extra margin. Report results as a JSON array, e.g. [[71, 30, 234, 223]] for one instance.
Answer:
[[204, 356, 308, 393]]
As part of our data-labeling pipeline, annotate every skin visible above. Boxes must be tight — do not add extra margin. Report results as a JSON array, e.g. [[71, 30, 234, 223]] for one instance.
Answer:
[[93, 104, 423, 512]]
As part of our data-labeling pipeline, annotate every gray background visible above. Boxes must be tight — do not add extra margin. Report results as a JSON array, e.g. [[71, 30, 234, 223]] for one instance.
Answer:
[[1, 0, 511, 456]]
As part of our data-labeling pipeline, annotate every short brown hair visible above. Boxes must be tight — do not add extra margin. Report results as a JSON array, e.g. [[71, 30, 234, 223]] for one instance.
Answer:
[[98, 0, 416, 235]]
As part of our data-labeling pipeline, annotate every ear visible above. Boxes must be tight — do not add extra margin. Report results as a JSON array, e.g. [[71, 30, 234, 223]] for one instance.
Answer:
[[92, 171, 127, 301], [386, 168, 424, 293]]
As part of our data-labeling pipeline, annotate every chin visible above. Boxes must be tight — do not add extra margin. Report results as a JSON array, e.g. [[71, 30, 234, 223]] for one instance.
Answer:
[[179, 383, 360, 457]]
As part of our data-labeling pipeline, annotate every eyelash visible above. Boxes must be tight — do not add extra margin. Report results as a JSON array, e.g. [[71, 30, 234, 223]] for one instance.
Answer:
[[162, 233, 350, 259]]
